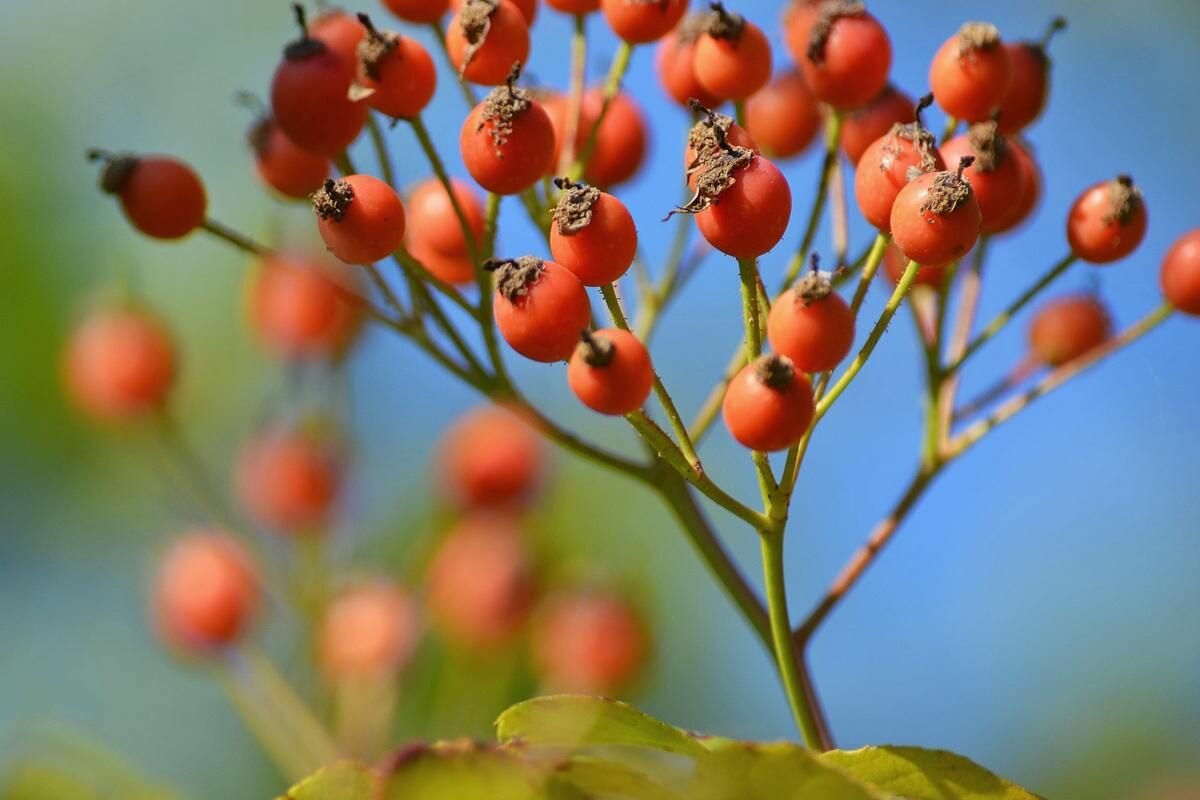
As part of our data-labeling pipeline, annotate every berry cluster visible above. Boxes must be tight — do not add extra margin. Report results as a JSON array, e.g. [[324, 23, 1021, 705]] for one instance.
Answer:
[[71, 0, 1200, 783]]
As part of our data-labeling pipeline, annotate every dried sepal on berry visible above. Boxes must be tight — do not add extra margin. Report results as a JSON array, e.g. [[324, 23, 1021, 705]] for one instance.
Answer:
[[552, 178, 602, 235], [312, 178, 355, 221], [478, 64, 532, 154], [806, 0, 865, 64], [485, 255, 546, 301], [920, 156, 976, 216]]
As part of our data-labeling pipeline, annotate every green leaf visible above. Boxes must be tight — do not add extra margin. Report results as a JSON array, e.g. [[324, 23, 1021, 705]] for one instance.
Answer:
[[379, 743, 563, 800], [689, 743, 888, 800], [495, 696, 708, 758], [277, 762, 374, 800], [822, 746, 1045, 800]]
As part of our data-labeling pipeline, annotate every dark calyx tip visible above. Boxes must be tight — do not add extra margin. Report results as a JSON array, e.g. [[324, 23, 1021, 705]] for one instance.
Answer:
[[312, 177, 354, 221], [755, 354, 796, 390], [578, 330, 616, 367]]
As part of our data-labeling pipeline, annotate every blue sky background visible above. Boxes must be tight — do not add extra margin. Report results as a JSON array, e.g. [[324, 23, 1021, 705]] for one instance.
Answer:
[[1, 0, 1198, 798]]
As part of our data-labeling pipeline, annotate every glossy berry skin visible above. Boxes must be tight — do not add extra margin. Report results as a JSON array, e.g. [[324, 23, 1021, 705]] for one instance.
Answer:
[[929, 26, 1012, 123], [461, 97, 556, 195], [768, 289, 855, 373], [409, 240, 477, 285], [547, 90, 648, 188], [745, 70, 822, 159], [319, 583, 419, 681], [532, 591, 648, 694], [550, 191, 637, 286], [796, 9, 892, 110], [890, 170, 983, 268], [990, 139, 1041, 234], [853, 128, 945, 233], [940, 132, 1026, 234], [546, 0, 598, 12], [153, 531, 259, 654], [722, 357, 814, 452], [250, 120, 330, 200], [568, 328, 654, 415], [408, 178, 485, 259], [841, 85, 915, 165], [271, 37, 367, 156], [357, 33, 437, 120], [310, 10, 367, 66], [1161, 230, 1200, 315], [64, 306, 176, 421], [601, 0, 686, 44], [437, 404, 545, 508], [997, 43, 1049, 134], [248, 253, 362, 359], [882, 241, 946, 288], [655, 29, 721, 109], [1066, 178, 1148, 265], [236, 429, 341, 534], [385, 0, 451, 24], [425, 514, 535, 650], [315, 175, 407, 264], [493, 260, 591, 362], [445, 1, 531, 86], [106, 156, 207, 240], [1029, 295, 1111, 366], [450, 0, 537, 24], [696, 156, 792, 259], [694, 19, 772, 102]]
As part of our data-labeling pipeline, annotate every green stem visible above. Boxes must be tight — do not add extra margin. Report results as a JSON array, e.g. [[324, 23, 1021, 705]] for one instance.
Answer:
[[560, 13, 588, 173], [943, 253, 1078, 377], [365, 113, 395, 189], [568, 42, 634, 181], [737, 258, 763, 360], [815, 260, 921, 421], [201, 219, 269, 256], [761, 533, 823, 748], [779, 112, 844, 291]]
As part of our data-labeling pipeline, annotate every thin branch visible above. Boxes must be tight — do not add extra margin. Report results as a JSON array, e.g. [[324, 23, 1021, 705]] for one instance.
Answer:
[[201, 219, 269, 256]]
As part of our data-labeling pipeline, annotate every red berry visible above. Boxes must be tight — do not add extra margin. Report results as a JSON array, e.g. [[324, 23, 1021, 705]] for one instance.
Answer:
[[446, 0, 531, 86], [1066, 176, 1148, 265], [409, 239, 478, 286], [270, 8, 368, 156], [768, 273, 856, 373], [407, 178, 486, 259], [90, 153, 206, 240], [694, 5, 772, 102], [655, 17, 722, 109], [425, 513, 536, 650], [549, 181, 638, 286], [450, 0, 538, 24], [890, 159, 982, 268], [247, 117, 330, 200], [64, 304, 176, 421], [601, 0, 686, 44], [248, 252, 363, 359], [940, 122, 1027, 234], [793, 2, 891, 110], [490, 257, 592, 362], [545, 0, 598, 12], [309, 8, 368, 66], [1161, 230, 1200, 315], [354, 16, 437, 120], [547, 89, 648, 188], [989, 138, 1041, 234], [532, 590, 648, 694], [235, 427, 341, 534], [437, 404, 546, 509], [929, 22, 1012, 123], [153, 531, 259, 654], [853, 118, 944, 234], [997, 43, 1047, 134], [745, 70, 822, 159], [882, 241, 946, 288], [567, 328, 654, 416], [722, 354, 814, 452], [319, 582, 420, 680], [841, 85, 915, 165], [386, 0, 451, 24], [693, 154, 792, 259], [1029, 294, 1112, 366], [461, 78, 556, 195], [312, 175, 407, 264]]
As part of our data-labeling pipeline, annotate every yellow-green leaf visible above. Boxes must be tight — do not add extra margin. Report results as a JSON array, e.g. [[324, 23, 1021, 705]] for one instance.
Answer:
[[689, 742, 888, 800], [822, 746, 1045, 800], [277, 762, 374, 800], [495, 696, 708, 759]]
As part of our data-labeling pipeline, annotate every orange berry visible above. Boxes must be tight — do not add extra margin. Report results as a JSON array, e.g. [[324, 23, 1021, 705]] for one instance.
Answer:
[[694, 6, 772, 102], [462, 78, 556, 195], [532, 590, 648, 694], [890, 160, 982, 268], [929, 22, 1012, 123], [407, 178, 486, 259], [64, 304, 176, 422], [1066, 176, 1148, 265], [235, 427, 341, 534], [247, 117, 330, 200], [793, 2, 892, 110], [319, 582, 420, 680], [90, 153, 206, 240], [1161, 229, 1200, 315], [491, 257, 592, 362], [445, 0, 531, 86], [312, 175, 407, 264], [655, 17, 721, 109], [248, 253, 363, 359], [153, 531, 259, 654], [768, 274, 856, 373], [745, 70, 822, 159], [354, 16, 437, 120], [841, 85, 915, 165], [549, 182, 638, 286], [567, 328, 654, 416], [1029, 295, 1112, 367], [722, 354, 814, 452], [437, 404, 546, 509], [601, 0, 686, 44]]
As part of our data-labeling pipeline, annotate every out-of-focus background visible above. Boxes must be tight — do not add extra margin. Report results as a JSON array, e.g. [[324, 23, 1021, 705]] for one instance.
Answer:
[[2, 0, 1199, 797]]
